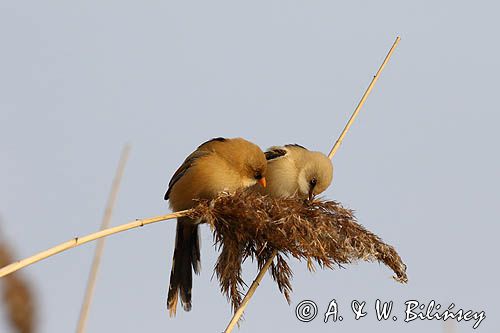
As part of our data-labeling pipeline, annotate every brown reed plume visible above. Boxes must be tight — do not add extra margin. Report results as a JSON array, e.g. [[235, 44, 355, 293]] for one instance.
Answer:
[[188, 190, 407, 312], [0, 229, 36, 333], [0, 188, 406, 331], [224, 36, 402, 332]]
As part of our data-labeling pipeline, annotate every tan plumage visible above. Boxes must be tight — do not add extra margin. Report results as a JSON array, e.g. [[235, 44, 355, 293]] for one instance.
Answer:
[[261, 144, 333, 200], [164, 137, 267, 316]]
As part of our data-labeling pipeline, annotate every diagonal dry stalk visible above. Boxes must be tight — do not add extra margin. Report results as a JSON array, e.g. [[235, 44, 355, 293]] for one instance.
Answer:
[[0, 210, 189, 278], [328, 36, 401, 159], [76, 144, 131, 333], [223, 36, 401, 333]]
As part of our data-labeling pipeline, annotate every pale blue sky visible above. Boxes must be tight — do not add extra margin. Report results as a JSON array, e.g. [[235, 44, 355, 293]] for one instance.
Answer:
[[1, 1, 499, 332]]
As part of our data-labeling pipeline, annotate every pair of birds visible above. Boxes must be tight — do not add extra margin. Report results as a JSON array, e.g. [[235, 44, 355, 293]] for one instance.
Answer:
[[164, 137, 333, 316]]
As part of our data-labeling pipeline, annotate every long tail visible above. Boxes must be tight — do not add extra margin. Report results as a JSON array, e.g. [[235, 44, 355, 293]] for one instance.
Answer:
[[167, 217, 201, 316]]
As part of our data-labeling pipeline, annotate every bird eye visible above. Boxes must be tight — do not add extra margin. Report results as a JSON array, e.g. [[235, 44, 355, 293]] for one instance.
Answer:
[[309, 178, 317, 187], [254, 172, 262, 180]]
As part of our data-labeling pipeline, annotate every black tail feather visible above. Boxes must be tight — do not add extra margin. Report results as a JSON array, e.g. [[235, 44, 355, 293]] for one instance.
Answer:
[[167, 218, 200, 315]]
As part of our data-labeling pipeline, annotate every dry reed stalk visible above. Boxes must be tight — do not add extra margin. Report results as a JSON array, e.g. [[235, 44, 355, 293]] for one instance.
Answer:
[[0, 230, 35, 333], [328, 36, 401, 159], [223, 36, 402, 333], [223, 248, 277, 331], [0, 210, 189, 278], [76, 144, 130, 333]]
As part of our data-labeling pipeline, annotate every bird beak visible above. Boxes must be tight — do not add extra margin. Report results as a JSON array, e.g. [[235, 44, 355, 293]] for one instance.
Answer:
[[258, 177, 267, 188], [308, 188, 314, 201]]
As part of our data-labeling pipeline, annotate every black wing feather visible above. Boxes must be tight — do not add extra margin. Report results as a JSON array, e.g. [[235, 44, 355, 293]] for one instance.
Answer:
[[265, 148, 287, 161], [284, 143, 308, 150], [197, 137, 226, 148]]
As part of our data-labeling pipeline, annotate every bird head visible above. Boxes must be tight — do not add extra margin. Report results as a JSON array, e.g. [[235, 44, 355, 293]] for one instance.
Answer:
[[218, 138, 267, 189], [297, 152, 333, 200], [241, 144, 267, 188]]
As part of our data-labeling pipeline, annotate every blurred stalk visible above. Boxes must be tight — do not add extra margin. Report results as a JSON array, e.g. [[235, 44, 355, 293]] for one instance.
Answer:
[[75, 144, 130, 333]]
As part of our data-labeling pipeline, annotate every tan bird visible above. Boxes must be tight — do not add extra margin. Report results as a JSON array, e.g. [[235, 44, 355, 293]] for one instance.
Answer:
[[261, 144, 333, 200], [164, 137, 267, 316]]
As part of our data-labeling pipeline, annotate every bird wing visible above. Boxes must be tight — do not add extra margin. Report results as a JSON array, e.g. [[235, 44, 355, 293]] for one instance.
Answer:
[[264, 146, 288, 161], [265, 144, 308, 161], [164, 137, 227, 200]]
